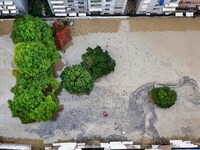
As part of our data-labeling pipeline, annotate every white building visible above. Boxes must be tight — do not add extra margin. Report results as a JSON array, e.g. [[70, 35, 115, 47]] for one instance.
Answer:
[[136, 0, 181, 15], [0, 0, 28, 16], [88, 0, 128, 15], [48, 0, 128, 16]]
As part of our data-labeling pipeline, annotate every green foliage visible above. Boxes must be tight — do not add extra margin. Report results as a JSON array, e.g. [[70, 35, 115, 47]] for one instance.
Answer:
[[14, 42, 58, 77], [9, 15, 59, 124], [8, 74, 59, 124], [28, 0, 53, 17], [81, 46, 116, 79], [60, 46, 116, 95], [61, 65, 94, 94], [11, 14, 54, 44], [28, 0, 42, 17], [151, 86, 177, 108]]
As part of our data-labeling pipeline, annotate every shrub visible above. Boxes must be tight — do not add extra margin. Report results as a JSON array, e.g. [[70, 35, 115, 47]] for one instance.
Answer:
[[14, 42, 58, 77], [11, 14, 54, 44], [61, 65, 94, 94], [81, 46, 116, 79], [8, 74, 59, 124], [151, 86, 177, 108]]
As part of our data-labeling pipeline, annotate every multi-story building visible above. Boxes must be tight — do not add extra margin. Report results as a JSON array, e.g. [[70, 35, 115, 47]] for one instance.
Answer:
[[135, 0, 181, 15], [178, 0, 200, 10], [0, 0, 28, 16], [47, 0, 127, 16], [88, 0, 128, 15]]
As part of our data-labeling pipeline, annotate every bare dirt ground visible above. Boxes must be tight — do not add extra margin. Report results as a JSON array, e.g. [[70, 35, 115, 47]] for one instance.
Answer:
[[0, 136, 45, 150], [0, 20, 13, 36], [70, 18, 123, 36], [1, 18, 200, 144]]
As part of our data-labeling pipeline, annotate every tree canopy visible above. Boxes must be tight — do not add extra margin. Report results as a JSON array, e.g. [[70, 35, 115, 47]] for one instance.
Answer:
[[81, 46, 116, 79], [61, 65, 94, 94], [11, 14, 54, 44], [9, 14, 59, 124], [14, 42, 58, 77], [9, 74, 59, 124], [151, 86, 177, 108]]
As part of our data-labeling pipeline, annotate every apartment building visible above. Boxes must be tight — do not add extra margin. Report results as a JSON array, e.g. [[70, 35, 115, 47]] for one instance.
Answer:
[[135, 0, 181, 15], [0, 0, 28, 16], [48, 0, 127, 16], [88, 0, 128, 15], [178, 0, 200, 10]]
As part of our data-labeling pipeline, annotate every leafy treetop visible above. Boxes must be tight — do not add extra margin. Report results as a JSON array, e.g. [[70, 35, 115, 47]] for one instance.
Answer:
[[11, 14, 54, 44], [151, 86, 177, 109], [14, 42, 58, 77], [81, 46, 116, 79], [9, 74, 59, 124], [61, 65, 94, 94]]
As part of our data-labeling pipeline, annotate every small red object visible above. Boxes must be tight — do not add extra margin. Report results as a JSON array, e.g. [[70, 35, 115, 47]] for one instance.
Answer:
[[103, 111, 107, 117]]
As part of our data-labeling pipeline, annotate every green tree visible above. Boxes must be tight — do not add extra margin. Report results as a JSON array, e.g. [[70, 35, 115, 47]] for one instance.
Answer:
[[61, 65, 94, 94], [151, 86, 177, 108], [9, 14, 59, 124], [8, 74, 59, 124], [28, 0, 43, 17], [11, 14, 54, 44], [81, 46, 116, 79], [14, 42, 58, 77], [28, 0, 53, 17]]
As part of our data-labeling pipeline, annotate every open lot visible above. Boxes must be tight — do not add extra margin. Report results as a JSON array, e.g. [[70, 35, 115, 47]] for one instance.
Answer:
[[0, 18, 200, 143]]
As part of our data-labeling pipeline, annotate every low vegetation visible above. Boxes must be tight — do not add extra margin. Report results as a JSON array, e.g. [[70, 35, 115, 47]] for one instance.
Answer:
[[151, 86, 177, 108]]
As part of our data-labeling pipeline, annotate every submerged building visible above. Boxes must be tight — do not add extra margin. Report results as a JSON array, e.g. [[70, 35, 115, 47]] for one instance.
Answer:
[[47, 0, 128, 16]]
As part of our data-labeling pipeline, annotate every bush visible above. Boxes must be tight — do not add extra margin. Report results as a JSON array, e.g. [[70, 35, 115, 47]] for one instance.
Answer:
[[14, 42, 58, 77], [151, 86, 177, 108], [81, 46, 116, 79], [11, 14, 54, 44], [61, 65, 94, 94], [8, 74, 59, 124]]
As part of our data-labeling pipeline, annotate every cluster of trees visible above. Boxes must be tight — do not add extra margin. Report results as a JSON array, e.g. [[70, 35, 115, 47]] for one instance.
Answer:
[[61, 46, 116, 94], [9, 15, 116, 123], [151, 86, 177, 108], [9, 14, 59, 124]]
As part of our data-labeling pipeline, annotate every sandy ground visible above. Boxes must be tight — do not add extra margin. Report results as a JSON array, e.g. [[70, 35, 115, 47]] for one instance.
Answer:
[[0, 20, 13, 36], [1, 18, 200, 143]]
